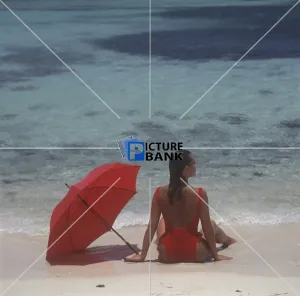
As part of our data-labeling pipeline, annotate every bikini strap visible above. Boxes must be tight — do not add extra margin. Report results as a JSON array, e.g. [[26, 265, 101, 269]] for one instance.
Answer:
[[154, 186, 161, 207], [198, 187, 203, 196]]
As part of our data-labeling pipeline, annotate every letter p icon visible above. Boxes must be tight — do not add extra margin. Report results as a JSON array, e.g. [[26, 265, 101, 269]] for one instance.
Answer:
[[126, 141, 145, 161]]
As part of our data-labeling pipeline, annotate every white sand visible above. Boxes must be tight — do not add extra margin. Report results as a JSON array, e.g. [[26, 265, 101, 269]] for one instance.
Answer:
[[1, 224, 300, 296], [1, 272, 300, 296]]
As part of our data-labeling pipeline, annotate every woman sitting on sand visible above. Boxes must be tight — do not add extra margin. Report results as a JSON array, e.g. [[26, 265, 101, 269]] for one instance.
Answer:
[[125, 150, 236, 263]]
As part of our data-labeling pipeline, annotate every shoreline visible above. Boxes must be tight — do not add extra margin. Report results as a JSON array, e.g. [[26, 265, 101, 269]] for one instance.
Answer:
[[2, 177, 300, 236]]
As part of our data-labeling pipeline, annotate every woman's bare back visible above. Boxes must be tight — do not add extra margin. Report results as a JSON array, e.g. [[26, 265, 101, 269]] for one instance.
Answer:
[[156, 184, 201, 228]]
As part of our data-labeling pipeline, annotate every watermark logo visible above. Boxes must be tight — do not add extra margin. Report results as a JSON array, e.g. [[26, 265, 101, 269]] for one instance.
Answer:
[[117, 136, 183, 161]]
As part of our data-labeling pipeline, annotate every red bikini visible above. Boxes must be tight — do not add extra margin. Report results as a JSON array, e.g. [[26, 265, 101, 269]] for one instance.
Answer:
[[155, 187, 203, 262]]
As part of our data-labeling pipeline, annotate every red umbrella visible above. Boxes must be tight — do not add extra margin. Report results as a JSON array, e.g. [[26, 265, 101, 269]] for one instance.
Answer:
[[46, 162, 141, 263]]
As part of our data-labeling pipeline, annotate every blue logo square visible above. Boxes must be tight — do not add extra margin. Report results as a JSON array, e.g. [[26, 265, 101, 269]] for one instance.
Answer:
[[126, 140, 145, 161]]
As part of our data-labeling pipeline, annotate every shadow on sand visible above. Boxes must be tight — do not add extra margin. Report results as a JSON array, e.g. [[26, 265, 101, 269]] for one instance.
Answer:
[[48, 244, 141, 266]]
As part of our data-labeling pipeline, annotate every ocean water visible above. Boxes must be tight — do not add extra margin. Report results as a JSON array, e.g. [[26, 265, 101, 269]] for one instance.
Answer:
[[0, 0, 300, 236]]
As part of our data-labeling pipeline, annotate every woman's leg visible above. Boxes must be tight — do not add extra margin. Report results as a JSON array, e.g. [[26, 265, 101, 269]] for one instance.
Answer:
[[196, 221, 236, 262], [196, 239, 212, 262], [200, 220, 237, 247]]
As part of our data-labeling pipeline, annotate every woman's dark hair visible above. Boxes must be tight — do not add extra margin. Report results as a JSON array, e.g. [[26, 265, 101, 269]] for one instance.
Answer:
[[168, 150, 193, 205]]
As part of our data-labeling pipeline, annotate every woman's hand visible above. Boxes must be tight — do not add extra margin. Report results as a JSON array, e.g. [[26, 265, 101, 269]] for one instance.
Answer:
[[215, 254, 233, 261], [124, 253, 145, 263]]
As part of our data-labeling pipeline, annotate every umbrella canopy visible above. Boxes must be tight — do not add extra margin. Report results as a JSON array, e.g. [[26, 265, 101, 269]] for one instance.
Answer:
[[46, 162, 141, 263]]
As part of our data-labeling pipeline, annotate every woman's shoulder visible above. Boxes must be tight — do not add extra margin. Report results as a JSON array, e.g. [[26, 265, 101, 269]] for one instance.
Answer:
[[154, 184, 167, 195], [153, 185, 168, 202], [156, 185, 207, 196], [156, 184, 168, 192], [182, 185, 207, 197]]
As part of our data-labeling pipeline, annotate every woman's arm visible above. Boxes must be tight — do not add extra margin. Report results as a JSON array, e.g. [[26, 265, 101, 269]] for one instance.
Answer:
[[139, 195, 161, 260], [199, 189, 219, 260], [125, 191, 161, 262]]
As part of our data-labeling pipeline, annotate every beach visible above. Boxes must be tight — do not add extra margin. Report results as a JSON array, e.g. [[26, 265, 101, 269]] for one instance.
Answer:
[[1, 0, 300, 295], [1, 224, 299, 296]]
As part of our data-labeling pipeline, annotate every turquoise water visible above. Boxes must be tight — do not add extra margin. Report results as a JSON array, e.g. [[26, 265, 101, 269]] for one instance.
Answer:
[[0, 0, 300, 235]]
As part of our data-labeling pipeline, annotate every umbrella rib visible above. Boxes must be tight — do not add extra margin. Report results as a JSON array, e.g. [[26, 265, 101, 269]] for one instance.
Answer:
[[78, 192, 138, 254], [65, 183, 139, 255]]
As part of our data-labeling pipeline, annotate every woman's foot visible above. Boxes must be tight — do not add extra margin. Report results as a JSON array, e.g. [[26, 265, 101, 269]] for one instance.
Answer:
[[221, 237, 237, 249]]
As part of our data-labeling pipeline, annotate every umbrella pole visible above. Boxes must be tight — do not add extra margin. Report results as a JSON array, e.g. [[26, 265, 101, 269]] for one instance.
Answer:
[[65, 183, 138, 255]]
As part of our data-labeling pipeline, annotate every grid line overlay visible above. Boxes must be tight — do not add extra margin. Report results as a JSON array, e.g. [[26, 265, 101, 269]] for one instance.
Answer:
[[0, 0, 299, 295]]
